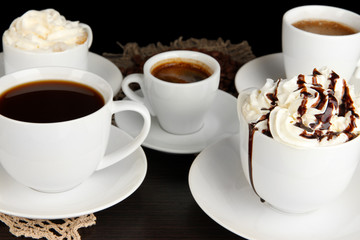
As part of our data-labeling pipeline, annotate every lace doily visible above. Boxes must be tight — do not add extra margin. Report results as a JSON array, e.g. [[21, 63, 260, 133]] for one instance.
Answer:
[[0, 213, 96, 240]]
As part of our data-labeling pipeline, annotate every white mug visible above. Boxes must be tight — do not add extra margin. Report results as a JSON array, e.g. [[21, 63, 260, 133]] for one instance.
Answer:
[[282, 5, 360, 80], [2, 23, 93, 74], [0, 67, 151, 193], [121, 50, 220, 135], [237, 89, 360, 213]]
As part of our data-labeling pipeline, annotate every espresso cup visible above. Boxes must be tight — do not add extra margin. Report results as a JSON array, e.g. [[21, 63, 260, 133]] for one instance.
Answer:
[[121, 50, 220, 135], [282, 5, 360, 80], [2, 23, 93, 74], [0, 67, 151, 193], [237, 89, 360, 213]]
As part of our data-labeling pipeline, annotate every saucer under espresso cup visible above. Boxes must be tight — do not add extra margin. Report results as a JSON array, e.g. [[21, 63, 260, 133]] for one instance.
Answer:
[[0, 67, 151, 193], [121, 50, 220, 135], [115, 89, 239, 154]]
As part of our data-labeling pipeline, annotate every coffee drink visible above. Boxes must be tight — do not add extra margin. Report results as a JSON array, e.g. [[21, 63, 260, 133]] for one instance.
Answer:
[[292, 19, 357, 35], [0, 80, 104, 123], [151, 59, 212, 83]]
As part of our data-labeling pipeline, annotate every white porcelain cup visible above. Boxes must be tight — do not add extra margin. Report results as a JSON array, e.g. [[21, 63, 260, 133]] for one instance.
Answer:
[[0, 67, 151, 193], [121, 50, 220, 135], [237, 89, 360, 213], [2, 23, 93, 74], [282, 5, 360, 80]]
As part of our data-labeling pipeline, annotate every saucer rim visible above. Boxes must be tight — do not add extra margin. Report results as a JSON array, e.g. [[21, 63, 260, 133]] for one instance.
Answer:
[[0, 125, 147, 219], [235, 52, 360, 94], [188, 134, 360, 240], [235, 52, 284, 93]]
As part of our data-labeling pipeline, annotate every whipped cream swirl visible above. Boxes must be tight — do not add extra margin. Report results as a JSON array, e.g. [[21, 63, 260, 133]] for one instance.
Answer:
[[3, 9, 88, 52], [242, 67, 360, 148]]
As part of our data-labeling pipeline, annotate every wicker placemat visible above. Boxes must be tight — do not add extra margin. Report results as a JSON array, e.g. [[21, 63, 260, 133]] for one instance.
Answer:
[[0, 37, 255, 240]]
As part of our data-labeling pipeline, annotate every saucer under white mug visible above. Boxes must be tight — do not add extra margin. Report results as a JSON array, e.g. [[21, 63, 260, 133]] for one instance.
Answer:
[[114, 89, 239, 154], [235, 52, 285, 92], [235, 52, 360, 93], [0, 126, 147, 219], [189, 134, 360, 240], [0, 52, 123, 94], [190, 53, 360, 239]]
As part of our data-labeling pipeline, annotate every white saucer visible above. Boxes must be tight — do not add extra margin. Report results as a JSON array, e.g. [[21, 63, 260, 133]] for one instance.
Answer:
[[0, 52, 123, 95], [114, 90, 239, 154], [189, 134, 360, 240], [235, 52, 285, 93], [235, 52, 360, 94], [0, 125, 147, 219]]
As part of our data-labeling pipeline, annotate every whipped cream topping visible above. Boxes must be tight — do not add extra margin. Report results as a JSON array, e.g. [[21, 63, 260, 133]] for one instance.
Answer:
[[3, 9, 88, 52], [242, 67, 360, 148]]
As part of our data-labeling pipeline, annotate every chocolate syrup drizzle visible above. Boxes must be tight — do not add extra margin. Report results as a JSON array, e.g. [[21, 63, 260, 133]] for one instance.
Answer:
[[247, 69, 359, 203]]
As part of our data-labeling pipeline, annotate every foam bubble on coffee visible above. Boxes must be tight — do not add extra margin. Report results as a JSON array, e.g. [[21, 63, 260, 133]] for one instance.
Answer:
[[3, 9, 87, 52], [242, 67, 360, 148]]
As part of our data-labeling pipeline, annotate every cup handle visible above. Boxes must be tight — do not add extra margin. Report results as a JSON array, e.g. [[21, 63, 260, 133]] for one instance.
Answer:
[[95, 100, 151, 171], [122, 73, 155, 115], [351, 59, 360, 95], [80, 23, 93, 49], [355, 59, 360, 77]]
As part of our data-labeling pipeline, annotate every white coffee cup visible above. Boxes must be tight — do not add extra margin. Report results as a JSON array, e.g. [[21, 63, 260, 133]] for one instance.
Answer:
[[0, 67, 151, 193], [282, 5, 360, 80], [237, 89, 360, 213], [2, 23, 93, 74], [121, 50, 220, 135]]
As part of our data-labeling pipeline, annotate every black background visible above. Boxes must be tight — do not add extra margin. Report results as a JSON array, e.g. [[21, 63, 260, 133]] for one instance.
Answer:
[[0, 1, 358, 57]]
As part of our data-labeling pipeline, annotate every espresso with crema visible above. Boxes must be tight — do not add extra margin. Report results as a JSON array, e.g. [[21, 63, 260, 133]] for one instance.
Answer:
[[0, 80, 104, 123], [292, 19, 358, 35], [151, 59, 212, 83]]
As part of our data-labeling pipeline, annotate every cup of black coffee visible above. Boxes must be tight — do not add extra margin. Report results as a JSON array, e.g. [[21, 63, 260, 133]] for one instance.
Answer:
[[121, 50, 220, 135], [0, 67, 151, 193]]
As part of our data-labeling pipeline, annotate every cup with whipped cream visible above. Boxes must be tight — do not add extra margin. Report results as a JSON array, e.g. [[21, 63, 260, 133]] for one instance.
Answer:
[[237, 67, 360, 213], [2, 9, 93, 73]]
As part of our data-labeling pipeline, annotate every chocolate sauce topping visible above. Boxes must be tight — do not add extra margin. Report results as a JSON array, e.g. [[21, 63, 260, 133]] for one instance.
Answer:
[[255, 68, 359, 142], [295, 69, 358, 141], [246, 68, 360, 203]]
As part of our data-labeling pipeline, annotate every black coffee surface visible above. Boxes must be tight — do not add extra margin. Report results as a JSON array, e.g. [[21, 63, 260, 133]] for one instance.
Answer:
[[0, 80, 104, 123], [152, 61, 212, 83]]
